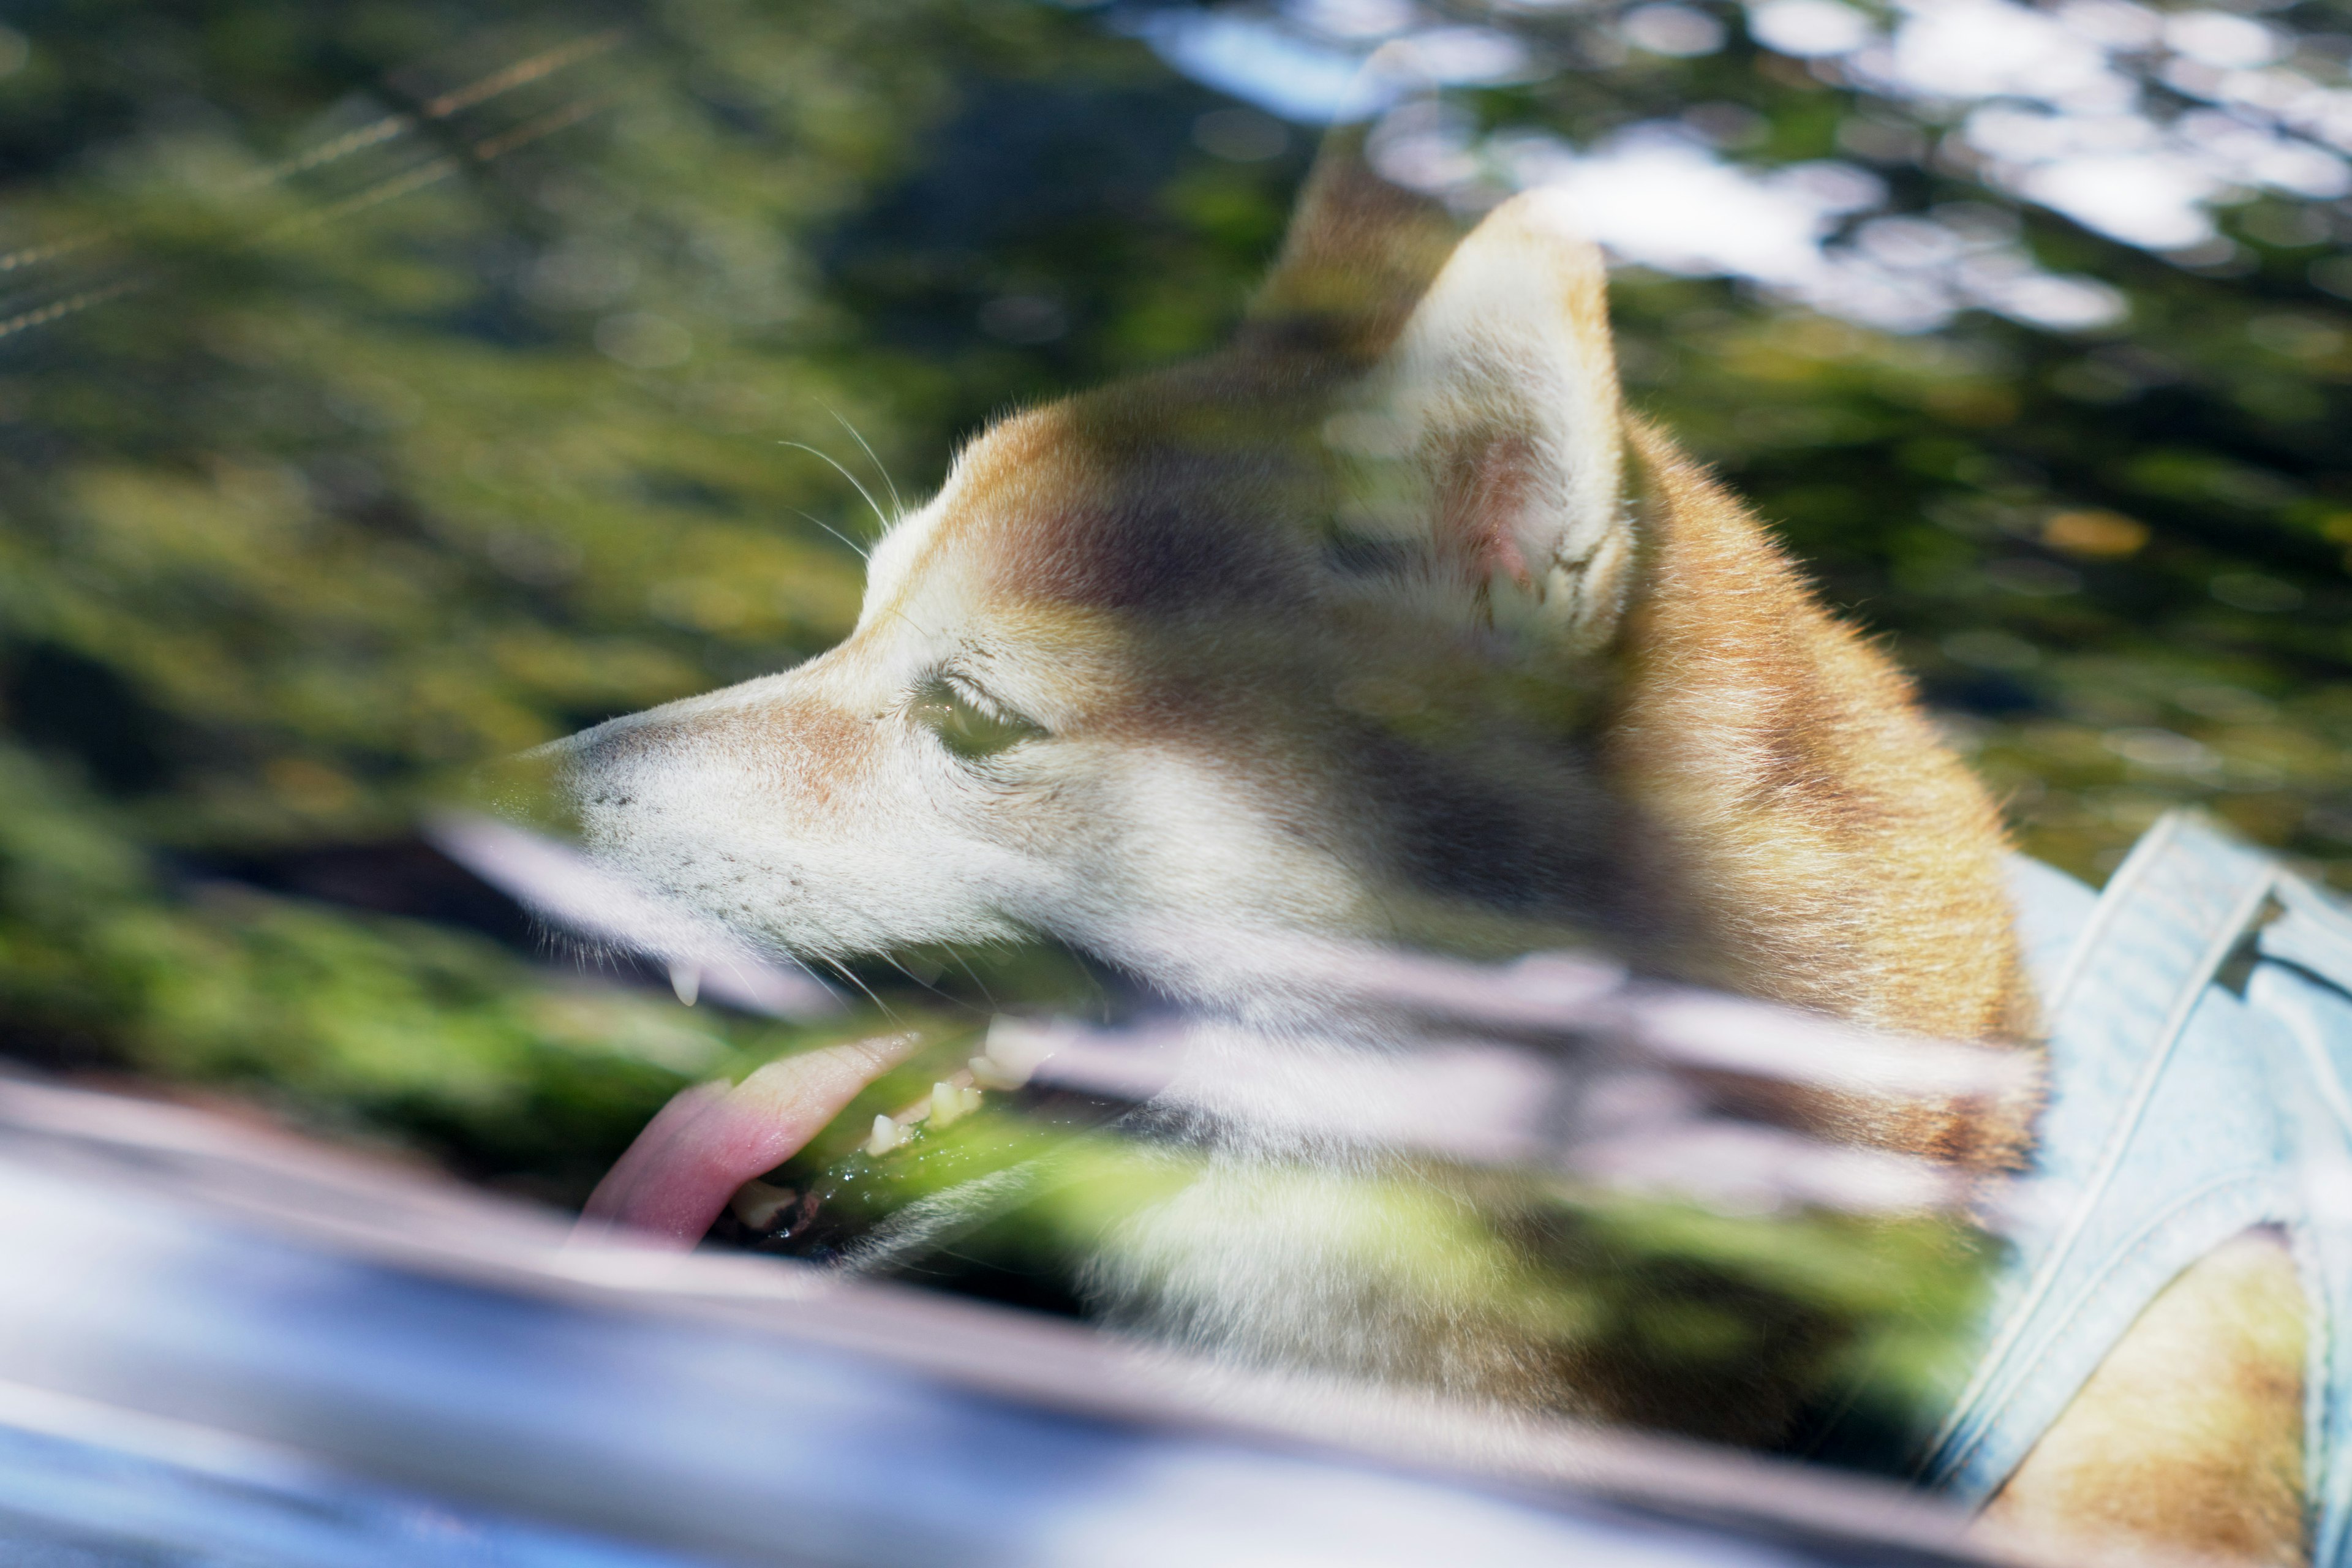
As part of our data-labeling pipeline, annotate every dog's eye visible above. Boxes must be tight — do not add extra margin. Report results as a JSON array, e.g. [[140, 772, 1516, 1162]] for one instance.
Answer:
[[910, 676, 1045, 760]]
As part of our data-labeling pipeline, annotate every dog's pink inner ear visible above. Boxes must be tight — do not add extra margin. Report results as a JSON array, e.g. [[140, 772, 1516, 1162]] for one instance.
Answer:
[[1362, 189, 1634, 646], [1437, 432, 1542, 589]]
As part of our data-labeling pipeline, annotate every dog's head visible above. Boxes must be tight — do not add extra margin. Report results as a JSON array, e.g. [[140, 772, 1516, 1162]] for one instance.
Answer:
[[514, 148, 1679, 1008]]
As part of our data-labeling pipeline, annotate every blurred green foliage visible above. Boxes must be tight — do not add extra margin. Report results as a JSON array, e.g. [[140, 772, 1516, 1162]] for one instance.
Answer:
[[0, 0, 1291, 1191], [0, 0, 2345, 1459]]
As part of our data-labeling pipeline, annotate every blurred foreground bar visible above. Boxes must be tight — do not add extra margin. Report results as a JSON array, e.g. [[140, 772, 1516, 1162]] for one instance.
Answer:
[[0, 1076, 2030, 1568]]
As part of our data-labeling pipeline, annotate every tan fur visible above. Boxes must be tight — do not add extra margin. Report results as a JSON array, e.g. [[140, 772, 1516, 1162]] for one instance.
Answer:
[[1987, 1233, 2309, 1566], [541, 138, 2307, 1564], [1605, 424, 2041, 1168], [1611, 428, 2023, 1042], [1243, 126, 1463, 365]]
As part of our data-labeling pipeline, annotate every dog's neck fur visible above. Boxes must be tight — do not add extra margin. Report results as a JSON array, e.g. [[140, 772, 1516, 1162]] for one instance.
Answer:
[[1610, 422, 2027, 1046]]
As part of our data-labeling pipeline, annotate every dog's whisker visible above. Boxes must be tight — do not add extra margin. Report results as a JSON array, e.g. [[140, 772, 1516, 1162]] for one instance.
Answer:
[[462, 92, 616, 165], [820, 954, 895, 1020], [826, 404, 903, 526], [0, 277, 149, 343], [0, 31, 624, 285], [266, 153, 464, 239], [0, 233, 104, 277], [418, 29, 626, 120], [784, 950, 837, 987], [949, 950, 997, 1009], [261, 29, 624, 188], [268, 94, 616, 243], [880, 951, 967, 1011], [0, 94, 612, 349], [778, 440, 894, 540], [790, 507, 870, 562], [239, 116, 417, 189]]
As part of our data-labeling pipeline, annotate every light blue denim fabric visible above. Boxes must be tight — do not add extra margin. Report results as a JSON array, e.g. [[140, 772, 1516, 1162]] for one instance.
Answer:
[[1920, 812, 2352, 1563]]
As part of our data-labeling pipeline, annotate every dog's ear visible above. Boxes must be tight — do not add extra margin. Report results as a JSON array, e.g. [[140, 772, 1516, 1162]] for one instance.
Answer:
[[1245, 128, 1461, 367], [1335, 189, 1632, 655]]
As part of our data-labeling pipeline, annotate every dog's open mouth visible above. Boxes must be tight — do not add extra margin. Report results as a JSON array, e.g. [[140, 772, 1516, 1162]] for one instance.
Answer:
[[574, 1020, 1136, 1266], [717, 1035, 1122, 1266]]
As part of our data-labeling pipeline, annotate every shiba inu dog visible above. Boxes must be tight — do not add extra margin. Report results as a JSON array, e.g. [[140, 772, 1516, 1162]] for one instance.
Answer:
[[537, 139, 2306, 1565]]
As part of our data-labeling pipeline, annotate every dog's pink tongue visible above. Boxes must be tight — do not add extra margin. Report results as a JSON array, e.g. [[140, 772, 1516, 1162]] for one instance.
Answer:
[[573, 1033, 925, 1250]]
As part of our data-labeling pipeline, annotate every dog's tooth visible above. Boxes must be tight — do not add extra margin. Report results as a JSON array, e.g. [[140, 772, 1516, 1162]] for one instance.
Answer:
[[865, 1114, 907, 1157], [668, 961, 701, 1008], [728, 1177, 797, 1232], [973, 1017, 1049, 1089], [930, 1080, 982, 1128], [967, 1057, 1022, 1091]]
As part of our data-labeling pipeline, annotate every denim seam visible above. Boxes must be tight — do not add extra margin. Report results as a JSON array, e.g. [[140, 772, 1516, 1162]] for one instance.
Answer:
[[1931, 1170, 2284, 1491], [1928, 826, 2274, 1483], [2261, 974, 2352, 1555]]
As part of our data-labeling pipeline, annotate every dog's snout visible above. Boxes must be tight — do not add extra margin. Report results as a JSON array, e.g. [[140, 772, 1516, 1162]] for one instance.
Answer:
[[473, 708, 707, 842]]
